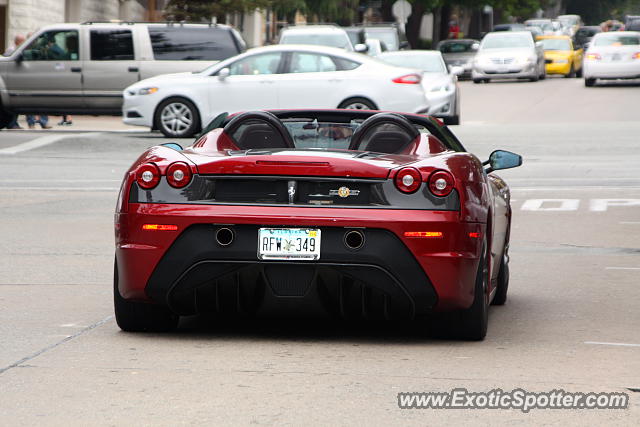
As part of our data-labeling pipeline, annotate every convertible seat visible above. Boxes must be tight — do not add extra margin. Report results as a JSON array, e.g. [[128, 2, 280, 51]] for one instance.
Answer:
[[348, 112, 420, 154], [223, 111, 295, 150]]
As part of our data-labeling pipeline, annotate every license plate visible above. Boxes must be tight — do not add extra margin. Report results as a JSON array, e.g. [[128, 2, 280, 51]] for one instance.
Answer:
[[497, 66, 508, 73], [258, 228, 321, 260], [611, 53, 621, 61]]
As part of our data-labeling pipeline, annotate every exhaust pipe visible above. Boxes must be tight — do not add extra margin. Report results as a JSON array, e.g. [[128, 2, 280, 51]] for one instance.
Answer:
[[215, 227, 235, 246], [344, 230, 365, 250]]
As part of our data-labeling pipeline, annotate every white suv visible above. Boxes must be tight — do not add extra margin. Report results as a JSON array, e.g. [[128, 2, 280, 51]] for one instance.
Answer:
[[279, 25, 367, 52]]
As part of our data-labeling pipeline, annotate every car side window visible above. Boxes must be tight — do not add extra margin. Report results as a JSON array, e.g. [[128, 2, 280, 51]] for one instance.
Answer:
[[90, 29, 134, 60], [289, 52, 337, 73], [22, 30, 79, 61], [227, 53, 282, 76]]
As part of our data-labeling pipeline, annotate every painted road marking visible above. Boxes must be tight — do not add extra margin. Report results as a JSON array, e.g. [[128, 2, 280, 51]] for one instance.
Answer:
[[519, 199, 640, 212], [605, 267, 640, 271], [584, 341, 640, 348], [0, 132, 98, 155]]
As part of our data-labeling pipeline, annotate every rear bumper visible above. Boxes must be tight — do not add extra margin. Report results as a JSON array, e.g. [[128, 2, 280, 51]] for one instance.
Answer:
[[115, 204, 484, 317], [545, 61, 572, 75], [583, 61, 640, 79]]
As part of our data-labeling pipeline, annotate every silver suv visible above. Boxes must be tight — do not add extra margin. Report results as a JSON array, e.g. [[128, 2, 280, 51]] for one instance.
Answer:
[[0, 22, 245, 128]]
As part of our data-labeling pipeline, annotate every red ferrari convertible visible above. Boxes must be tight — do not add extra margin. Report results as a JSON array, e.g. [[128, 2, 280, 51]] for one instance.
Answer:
[[114, 109, 522, 340]]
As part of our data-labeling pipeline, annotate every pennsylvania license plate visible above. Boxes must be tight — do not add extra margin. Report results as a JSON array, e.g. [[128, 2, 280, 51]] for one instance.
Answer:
[[258, 228, 321, 260]]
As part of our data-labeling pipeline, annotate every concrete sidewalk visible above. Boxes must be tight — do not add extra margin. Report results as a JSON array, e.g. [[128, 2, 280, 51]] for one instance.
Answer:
[[6, 115, 147, 133]]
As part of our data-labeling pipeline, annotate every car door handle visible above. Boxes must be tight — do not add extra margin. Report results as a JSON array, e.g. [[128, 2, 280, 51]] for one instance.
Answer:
[[128, 67, 139, 72], [70, 67, 82, 73]]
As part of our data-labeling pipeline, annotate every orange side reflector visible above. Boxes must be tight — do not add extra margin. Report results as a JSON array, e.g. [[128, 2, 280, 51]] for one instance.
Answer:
[[142, 224, 178, 231], [469, 232, 481, 238], [404, 231, 443, 238]]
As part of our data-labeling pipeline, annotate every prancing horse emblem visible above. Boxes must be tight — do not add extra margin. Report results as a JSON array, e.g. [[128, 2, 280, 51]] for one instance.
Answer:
[[287, 180, 297, 204]]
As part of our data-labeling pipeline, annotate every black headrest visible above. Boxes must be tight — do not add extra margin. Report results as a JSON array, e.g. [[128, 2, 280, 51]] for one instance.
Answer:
[[348, 113, 420, 153], [223, 111, 294, 150]]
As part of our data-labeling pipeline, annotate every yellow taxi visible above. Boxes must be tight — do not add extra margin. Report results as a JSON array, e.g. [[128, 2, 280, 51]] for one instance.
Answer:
[[536, 35, 583, 77]]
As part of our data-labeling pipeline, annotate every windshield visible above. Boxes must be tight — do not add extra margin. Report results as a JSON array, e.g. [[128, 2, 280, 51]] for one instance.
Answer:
[[365, 29, 399, 50], [283, 121, 359, 149], [379, 53, 446, 73], [280, 33, 351, 49], [439, 41, 476, 53], [593, 34, 640, 46], [540, 38, 571, 51], [481, 34, 533, 49]]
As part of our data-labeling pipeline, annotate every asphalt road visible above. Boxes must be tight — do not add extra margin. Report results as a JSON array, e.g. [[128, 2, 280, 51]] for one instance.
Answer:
[[1, 76, 639, 425]]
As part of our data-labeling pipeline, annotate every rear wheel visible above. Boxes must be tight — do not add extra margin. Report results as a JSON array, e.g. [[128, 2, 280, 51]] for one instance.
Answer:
[[491, 253, 509, 306], [114, 259, 178, 332], [154, 97, 201, 138], [473, 79, 482, 84], [585, 78, 596, 87], [576, 66, 583, 78], [454, 241, 489, 340], [565, 65, 575, 78], [338, 97, 377, 110], [0, 108, 13, 130]]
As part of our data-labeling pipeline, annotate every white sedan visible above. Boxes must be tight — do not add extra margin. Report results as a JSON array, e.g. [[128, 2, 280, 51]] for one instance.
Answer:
[[123, 45, 431, 137], [583, 31, 640, 87], [378, 50, 462, 125]]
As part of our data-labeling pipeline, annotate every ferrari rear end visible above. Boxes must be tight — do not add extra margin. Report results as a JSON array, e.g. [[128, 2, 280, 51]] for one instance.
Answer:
[[114, 110, 500, 339]]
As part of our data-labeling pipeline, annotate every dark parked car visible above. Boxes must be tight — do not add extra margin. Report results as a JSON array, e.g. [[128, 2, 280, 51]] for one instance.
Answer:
[[436, 39, 479, 79], [574, 26, 601, 48], [493, 23, 527, 32]]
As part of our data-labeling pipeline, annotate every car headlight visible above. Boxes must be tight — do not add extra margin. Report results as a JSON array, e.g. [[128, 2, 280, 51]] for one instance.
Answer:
[[475, 56, 491, 66], [138, 87, 159, 95], [517, 57, 535, 65]]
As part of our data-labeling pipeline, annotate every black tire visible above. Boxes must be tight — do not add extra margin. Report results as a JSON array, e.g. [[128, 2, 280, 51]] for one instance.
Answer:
[[540, 65, 546, 80], [338, 97, 377, 110], [154, 97, 201, 138], [585, 78, 596, 87], [491, 253, 509, 306], [445, 115, 460, 125], [455, 241, 489, 340], [0, 108, 13, 130], [114, 259, 178, 332], [576, 66, 583, 78], [529, 74, 539, 82], [565, 65, 575, 78], [473, 79, 482, 84]]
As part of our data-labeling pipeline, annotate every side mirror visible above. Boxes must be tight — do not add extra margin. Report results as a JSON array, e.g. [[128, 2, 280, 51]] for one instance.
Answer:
[[471, 43, 480, 51], [15, 52, 24, 64], [217, 67, 230, 80], [354, 43, 368, 53], [484, 150, 522, 173], [450, 65, 464, 76], [399, 41, 410, 49], [535, 41, 543, 49]]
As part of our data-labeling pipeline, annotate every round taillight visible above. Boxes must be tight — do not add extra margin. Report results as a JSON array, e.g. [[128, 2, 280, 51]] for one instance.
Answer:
[[166, 162, 192, 188], [136, 163, 160, 189], [394, 167, 422, 193], [428, 170, 455, 197]]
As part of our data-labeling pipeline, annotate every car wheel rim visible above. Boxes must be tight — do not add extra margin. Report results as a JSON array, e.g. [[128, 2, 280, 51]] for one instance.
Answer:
[[344, 102, 370, 110], [161, 103, 192, 135]]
